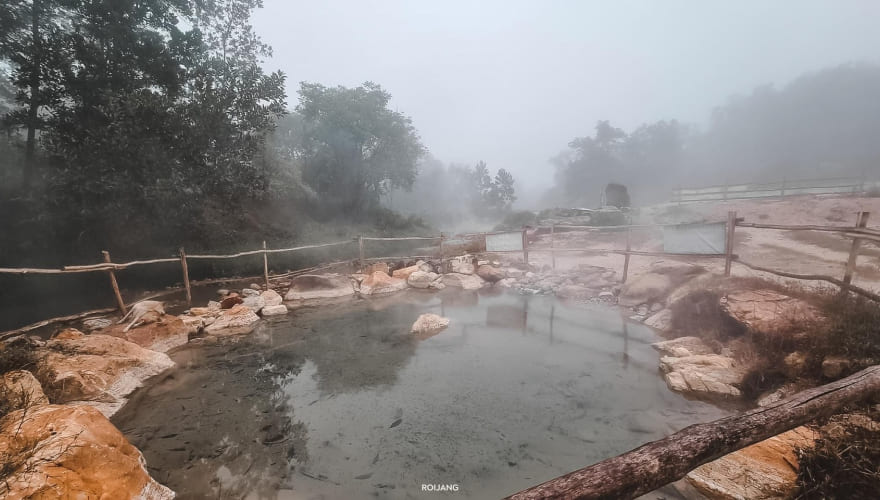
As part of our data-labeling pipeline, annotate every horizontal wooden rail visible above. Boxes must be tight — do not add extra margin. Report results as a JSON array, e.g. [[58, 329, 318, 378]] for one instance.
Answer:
[[363, 255, 436, 262], [504, 247, 727, 259], [736, 258, 880, 302], [262, 240, 355, 254], [507, 364, 880, 500], [361, 236, 441, 241], [65, 257, 180, 271]]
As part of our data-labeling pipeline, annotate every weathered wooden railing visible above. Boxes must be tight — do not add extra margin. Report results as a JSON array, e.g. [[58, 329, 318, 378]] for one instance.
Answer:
[[507, 365, 880, 499]]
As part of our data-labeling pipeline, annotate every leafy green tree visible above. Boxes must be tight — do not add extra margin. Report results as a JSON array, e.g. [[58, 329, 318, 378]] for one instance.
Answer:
[[296, 81, 426, 214]]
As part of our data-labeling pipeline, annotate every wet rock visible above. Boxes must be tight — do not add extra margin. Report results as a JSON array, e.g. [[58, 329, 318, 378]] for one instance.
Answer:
[[0, 404, 174, 499], [476, 265, 505, 284], [101, 314, 192, 353], [407, 270, 439, 289], [242, 294, 266, 312], [429, 281, 446, 290], [821, 355, 850, 379], [411, 313, 450, 335], [652, 336, 715, 357], [261, 289, 283, 306], [81, 317, 112, 332], [442, 273, 484, 290], [286, 274, 354, 300], [248, 283, 262, 291], [220, 294, 243, 309], [618, 262, 704, 307], [644, 309, 673, 331], [360, 271, 408, 295], [724, 290, 818, 334], [179, 315, 205, 332], [687, 426, 818, 500], [205, 304, 260, 333], [261, 304, 288, 316], [392, 264, 421, 280], [660, 354, 748, 398], [1, 370, 49, 412], [35, 330, 174, 416]]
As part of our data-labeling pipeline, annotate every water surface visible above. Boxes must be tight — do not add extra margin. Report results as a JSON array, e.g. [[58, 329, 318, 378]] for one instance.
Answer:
[[113, 289, 726, 499]]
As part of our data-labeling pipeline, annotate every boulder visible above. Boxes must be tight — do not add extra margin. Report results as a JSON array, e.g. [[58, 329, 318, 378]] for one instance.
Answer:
[[687, 426, 818, 500], [0, 404, 174, 499], [450, 256, 475, 275], [644, 309, 673, 331], [35, 330, 174, 416], [724, 290, 818, 334], [285, 274, 354, 300], [360, 271, 408, 295], [392, 264, 421, 280], [248, 283, 262, 291], [417, 260, 434, 273], [220, 295, 243, 309], [261, 304, 288, 316], [204, 305, 260, 333], [81, 317, 112, 332], [364, 262, 390, 276], [407, 270, 439, 289], [261, 289, 283, 306], [660, 354, 748, 398], [241, 288, 260, 297], [618, 262, 704, 307], [476, 265, 506, 284], [821, 355, 850, 379], [100, 315, 191, 353], [241, 294, 266, 312], [442, 273, 484, 290], [1, 370, 49, 412], [652, 336, 715, 357], [411, 313, 450, 335]]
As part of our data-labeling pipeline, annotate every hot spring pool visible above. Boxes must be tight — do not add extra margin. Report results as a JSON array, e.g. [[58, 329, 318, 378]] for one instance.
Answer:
[[112, 289, 726, 499]]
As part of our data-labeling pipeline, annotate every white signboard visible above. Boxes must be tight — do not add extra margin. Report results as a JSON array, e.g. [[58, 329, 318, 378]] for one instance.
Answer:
[[486, 231, 524, 252], [663, 222, 727, 255]]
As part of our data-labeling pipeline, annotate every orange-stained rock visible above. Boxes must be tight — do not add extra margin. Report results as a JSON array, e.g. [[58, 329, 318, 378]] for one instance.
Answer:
[[1, 370, 49, 412], [35, 330, 174, 416], [100, 315, 191, 353], [364, 262, 390, 275], [360, 271, 408, 295], [0, 404, 174, 499], [391, 264, 420, 280], [687, 426, 818, 499]]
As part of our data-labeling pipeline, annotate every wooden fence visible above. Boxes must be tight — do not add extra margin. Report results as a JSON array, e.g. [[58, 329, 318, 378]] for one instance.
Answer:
[[671, 175, 879, 203]]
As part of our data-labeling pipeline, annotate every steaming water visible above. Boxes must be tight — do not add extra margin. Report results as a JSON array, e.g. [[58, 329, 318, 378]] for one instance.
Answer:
[[112, 289, 726, 499]]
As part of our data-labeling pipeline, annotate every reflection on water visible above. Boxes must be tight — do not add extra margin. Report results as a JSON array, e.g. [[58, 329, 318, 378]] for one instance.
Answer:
[[113, 290, 726, 499]]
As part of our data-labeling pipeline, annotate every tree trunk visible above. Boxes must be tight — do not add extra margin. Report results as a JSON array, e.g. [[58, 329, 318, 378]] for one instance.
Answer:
[[23, 0, 41, 189], [506, 365, 880, 500]]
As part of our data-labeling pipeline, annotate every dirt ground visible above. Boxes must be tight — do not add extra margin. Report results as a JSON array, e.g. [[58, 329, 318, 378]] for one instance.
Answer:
[[524, 194, 880, 295]]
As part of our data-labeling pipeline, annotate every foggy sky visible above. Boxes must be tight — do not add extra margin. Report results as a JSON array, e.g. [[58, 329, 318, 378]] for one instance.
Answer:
[[253, 1, 880, 193]]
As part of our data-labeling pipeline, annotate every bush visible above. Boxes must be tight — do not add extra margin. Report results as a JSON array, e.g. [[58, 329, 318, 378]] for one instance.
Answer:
[[493, 210, 537, 231], [817, 293, 880, 364]]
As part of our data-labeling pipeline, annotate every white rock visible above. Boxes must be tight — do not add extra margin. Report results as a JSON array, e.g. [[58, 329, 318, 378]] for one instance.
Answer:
[[644, 309, 673, 331], [82, 317, 113, 332], [261, 289, 283, 306], [242, 294, 266, 311], [442, 273, 484, 290], [241, 288, 260, 297], [407, 270, 439, 289], [261, 304, 288, 316], [411, 313, 450, 335]]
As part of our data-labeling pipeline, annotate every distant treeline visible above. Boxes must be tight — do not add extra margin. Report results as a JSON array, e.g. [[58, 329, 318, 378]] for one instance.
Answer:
[[547, 63, 880, 207]]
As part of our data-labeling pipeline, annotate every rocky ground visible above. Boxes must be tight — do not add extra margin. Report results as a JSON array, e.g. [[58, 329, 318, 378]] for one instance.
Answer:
[[0, 235, 877, 499]]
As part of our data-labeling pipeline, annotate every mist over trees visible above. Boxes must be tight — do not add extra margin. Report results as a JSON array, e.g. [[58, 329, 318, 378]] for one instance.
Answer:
[[547, 63, 880, 207]]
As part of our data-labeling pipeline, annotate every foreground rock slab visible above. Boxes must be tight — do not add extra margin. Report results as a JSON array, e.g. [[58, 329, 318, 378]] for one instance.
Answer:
[[35, 330, 174, 416], [687, 426, 818, 500], [660, 353, 748, 398], [0, 404, 174, 499]]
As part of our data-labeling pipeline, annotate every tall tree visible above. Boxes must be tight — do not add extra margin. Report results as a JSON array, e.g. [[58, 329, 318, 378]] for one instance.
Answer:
[[297, 81, 426, 214]]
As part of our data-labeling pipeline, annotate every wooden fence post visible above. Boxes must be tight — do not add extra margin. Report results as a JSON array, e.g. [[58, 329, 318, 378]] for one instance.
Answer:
[[843, 211, 870, 288], [622, 225, 632, 283], [521, 228, 529, 265], [724, 211, 737, 277], [438, 233, 445, 273], [179, 247, 191, 307], [358, 236, 365, 270], [550, 224, 556, 270], [102, 251, 126, 314], [262, 240, 270, 290]]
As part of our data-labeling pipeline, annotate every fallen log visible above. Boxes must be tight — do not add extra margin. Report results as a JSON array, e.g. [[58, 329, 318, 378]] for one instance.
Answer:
[[506, 365, 880, 500]]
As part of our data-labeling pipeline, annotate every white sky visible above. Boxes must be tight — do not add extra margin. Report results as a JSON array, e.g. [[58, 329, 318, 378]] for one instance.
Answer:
[[253, 0, 880, 190]]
